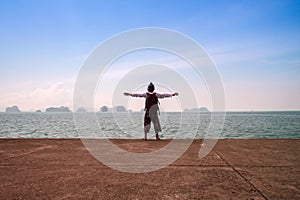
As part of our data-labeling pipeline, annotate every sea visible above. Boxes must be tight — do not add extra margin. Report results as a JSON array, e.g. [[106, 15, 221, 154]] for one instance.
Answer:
[[0, 111, 299, 139]]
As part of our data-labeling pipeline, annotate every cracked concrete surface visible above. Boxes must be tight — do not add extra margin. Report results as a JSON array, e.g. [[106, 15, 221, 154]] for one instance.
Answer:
[[0, 139, 299, 199]]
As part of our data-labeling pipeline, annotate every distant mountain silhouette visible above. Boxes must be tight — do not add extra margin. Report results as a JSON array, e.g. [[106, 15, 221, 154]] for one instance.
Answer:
[[114, 106, 126, 112], [45, 106, 71, 112], [5, 106, 21, 112], [99, 105, 127, 112], [100, 106, 108, 112]]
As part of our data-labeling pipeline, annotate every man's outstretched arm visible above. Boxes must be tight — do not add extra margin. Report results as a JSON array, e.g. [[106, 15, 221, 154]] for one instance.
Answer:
[[156, 92, 178, 99], [123, 92, 147, 98]]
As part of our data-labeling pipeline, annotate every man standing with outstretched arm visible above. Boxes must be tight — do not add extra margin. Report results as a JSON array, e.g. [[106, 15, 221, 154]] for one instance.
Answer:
[[124, 82, 178, 140]]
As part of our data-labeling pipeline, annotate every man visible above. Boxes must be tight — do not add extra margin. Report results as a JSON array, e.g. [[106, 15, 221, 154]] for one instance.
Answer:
[[124, 82, 178, 140]]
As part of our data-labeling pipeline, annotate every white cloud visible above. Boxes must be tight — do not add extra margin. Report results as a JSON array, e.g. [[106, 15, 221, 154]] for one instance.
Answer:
[[0, 81, 73, 112]]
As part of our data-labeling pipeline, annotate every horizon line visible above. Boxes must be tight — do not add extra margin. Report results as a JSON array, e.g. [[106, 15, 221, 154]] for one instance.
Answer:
[[1, 110, 300, 113]]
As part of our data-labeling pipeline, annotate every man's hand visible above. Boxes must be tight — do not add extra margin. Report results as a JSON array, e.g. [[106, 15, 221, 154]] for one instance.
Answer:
[[123, 92, 131, 96], [173, 92, 178, 96]]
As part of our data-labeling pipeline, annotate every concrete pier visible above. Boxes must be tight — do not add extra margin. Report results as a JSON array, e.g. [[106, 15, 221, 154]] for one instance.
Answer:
[[0, 139, 299, 199]]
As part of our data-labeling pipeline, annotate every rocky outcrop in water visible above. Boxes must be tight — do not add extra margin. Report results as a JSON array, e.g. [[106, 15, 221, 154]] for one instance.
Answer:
[[114, 106, 126, 112], [45, 106, 71, 112], [5, 106, 21, 112], [100, 106, 108, 112]]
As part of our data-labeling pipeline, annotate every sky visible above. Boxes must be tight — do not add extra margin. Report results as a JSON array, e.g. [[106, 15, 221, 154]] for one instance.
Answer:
[[0, 0, 300, 111]]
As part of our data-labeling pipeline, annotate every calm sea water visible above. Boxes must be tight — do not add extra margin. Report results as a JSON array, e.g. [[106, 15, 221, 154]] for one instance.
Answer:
[[0, 112, 299, 139]]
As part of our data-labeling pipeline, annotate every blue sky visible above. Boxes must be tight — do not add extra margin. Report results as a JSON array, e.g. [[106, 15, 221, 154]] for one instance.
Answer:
[[0, 0, 299, 111]]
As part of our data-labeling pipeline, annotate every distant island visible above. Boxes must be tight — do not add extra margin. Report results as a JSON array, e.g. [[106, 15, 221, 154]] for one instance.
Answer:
[[3, 105, 210, 113], [100, 106, 108, 112], [45, 106, 71, 112], [99, 105, 127, 112], [5, 106, 21, 113], [184, 107, 210, 113]]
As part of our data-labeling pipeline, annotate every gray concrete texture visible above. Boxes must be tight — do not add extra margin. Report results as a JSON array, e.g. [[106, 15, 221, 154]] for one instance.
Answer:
[[0, 139, 299, 199]]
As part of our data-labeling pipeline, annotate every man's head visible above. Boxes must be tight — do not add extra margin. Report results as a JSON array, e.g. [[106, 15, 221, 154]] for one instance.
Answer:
[[147, 82, 155, 92]]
